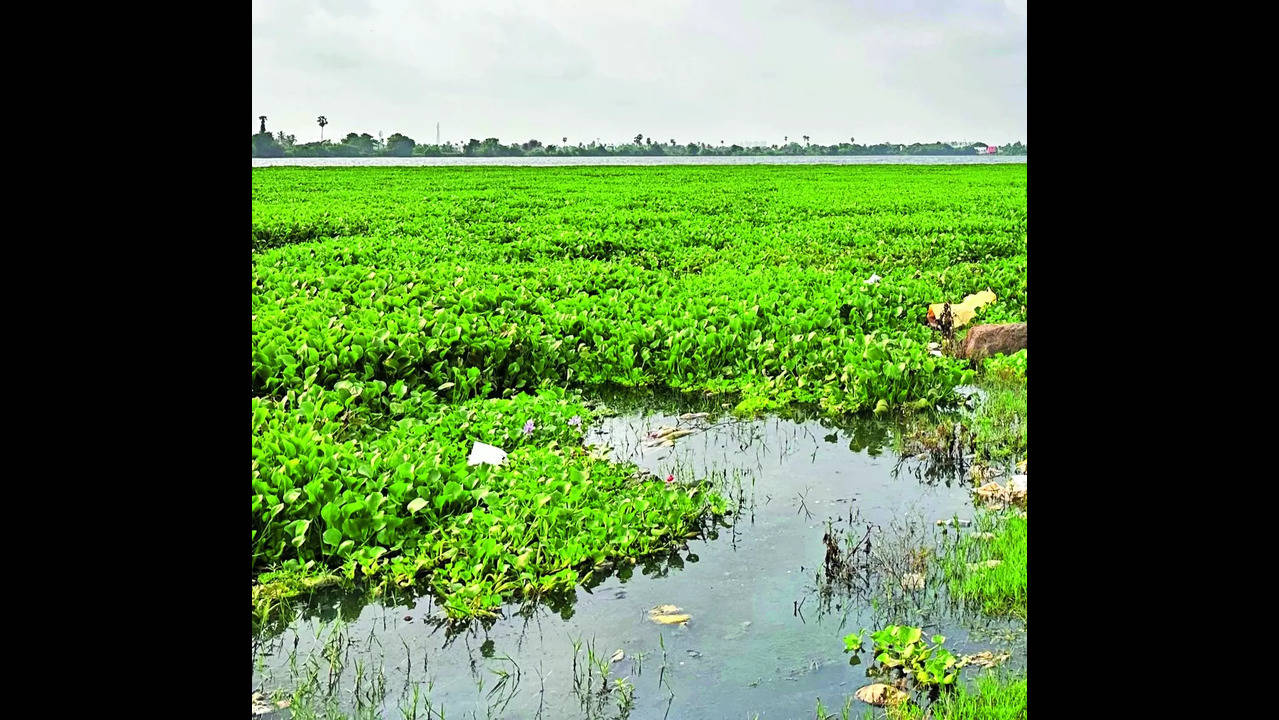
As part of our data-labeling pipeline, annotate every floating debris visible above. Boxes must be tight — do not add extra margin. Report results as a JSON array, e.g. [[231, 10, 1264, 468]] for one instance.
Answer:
[[467, 441, 507, 466], [936, 518, 972, 527], [678, 412, 710, 421], [864, 274, 883, 285], [958, 650, 1011, 669], [926, 290, 997, 329], [642, 426, 699, 447], [648, 604, 691, 625], [974, 478, 1026, 509], [610, 649, 625, 663], [901, 572, 926, 591], [251, 693, 274, 716], [855, 683, 908, 707]]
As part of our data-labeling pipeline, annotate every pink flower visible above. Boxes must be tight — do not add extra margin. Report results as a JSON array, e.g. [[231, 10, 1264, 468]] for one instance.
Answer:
[[665, 474, 675, 484]]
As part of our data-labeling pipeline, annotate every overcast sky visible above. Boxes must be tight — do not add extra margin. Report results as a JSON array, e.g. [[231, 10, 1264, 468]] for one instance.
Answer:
[[252, 0, 1026, 147]]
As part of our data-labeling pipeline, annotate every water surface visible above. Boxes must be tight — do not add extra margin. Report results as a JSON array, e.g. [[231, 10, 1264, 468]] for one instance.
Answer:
[[252, 398, 1024, 719]]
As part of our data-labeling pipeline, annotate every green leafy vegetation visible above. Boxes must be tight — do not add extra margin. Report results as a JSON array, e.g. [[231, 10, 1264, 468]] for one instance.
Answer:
[[984, 349, 1026, 384], [880, 672, 1027, 720], [252, 385, 724, 621], [942, 511, 1027, 617], [843, 626, 961, 689]]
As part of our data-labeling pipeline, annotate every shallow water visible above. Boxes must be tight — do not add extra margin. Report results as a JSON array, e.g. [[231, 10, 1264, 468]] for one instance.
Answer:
[[252, 154, 1027, 168], [252, 396, 1024, 719]]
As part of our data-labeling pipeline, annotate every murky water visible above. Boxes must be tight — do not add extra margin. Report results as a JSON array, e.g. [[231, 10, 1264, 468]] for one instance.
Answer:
[[252, 395, 1024, 719], [252, 155, 1027, 168]]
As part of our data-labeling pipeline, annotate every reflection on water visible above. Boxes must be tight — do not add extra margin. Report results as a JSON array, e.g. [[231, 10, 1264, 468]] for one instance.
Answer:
[[253, 154, 1028, 168], [252, 394, 1023, 719]]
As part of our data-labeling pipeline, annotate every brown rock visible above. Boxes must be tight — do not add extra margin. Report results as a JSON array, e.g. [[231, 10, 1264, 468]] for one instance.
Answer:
[[958, 323, 1027, 361]]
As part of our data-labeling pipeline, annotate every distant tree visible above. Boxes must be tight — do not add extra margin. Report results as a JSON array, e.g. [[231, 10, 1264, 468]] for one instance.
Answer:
[[634, 133, 643, 145], [850, 136, 855, 144], [803, 135, 810, 145], [338, 132, 379, 155], [685, 142, 700, 155], [784, 136, 788, 143], [251, 132, 283, 158], [669, 138, 675, 145], [275, 131, 296, 148], [259, 116, 267, 134], [317, 115, 328, 141], [385, 133, 416, 156], [562, 136, 567, 143]]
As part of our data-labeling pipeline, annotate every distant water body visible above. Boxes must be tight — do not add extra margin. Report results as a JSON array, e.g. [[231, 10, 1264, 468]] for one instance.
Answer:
[[253, 154, 1026, 168]]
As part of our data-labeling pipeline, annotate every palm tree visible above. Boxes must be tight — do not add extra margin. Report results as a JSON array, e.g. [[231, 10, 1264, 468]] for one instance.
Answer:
[[259, 116, 267, 134], [317, 115, 329, 142], [803, 135, 810, 145], [562, 137, 567, 144]]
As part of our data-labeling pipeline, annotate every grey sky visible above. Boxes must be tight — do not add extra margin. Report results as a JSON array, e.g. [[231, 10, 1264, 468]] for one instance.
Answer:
[[252, 0, 1026, 147]]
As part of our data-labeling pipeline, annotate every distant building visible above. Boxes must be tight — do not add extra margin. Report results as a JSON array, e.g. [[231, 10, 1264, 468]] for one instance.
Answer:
[[985, 146, 998, 154]]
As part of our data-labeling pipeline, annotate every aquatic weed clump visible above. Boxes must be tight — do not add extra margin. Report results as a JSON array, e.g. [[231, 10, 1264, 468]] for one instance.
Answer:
[[252, 166, 1025, 415], [252, 385, 727, 621]]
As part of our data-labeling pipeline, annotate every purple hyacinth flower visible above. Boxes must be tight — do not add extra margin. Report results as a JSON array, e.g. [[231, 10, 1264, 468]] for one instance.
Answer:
[[522, 419, 536, 436], [568, 415, 582, 428]]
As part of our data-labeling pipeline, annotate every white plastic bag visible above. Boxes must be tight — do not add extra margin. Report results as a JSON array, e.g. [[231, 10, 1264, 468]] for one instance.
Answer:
[[467, 441, 507, 466]]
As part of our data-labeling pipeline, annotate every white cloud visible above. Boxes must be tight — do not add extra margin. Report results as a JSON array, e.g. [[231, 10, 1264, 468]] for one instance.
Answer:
[[252, 0, 1025, 145]]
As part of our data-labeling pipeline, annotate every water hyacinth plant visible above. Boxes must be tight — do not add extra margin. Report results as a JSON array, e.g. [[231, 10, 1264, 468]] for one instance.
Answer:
[[251, 164, 1026, 626]]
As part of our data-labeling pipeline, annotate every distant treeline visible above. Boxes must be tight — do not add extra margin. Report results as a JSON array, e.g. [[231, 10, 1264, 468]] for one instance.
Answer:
[[252, 131, 1026, 158]]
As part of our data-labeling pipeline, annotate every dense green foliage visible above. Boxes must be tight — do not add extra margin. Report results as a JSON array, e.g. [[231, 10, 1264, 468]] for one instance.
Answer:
[[883, 672, 1027, 720], [843, 626, 962, 689], [251, 130, 1026, 158], [984, 349, 1027, 384], [252, 165, 1026, 621], [970, 373, 1027, 465], [943, 511, 1028, 617], [253, 166, 1025, 414], [252, 384, 723, 619]]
